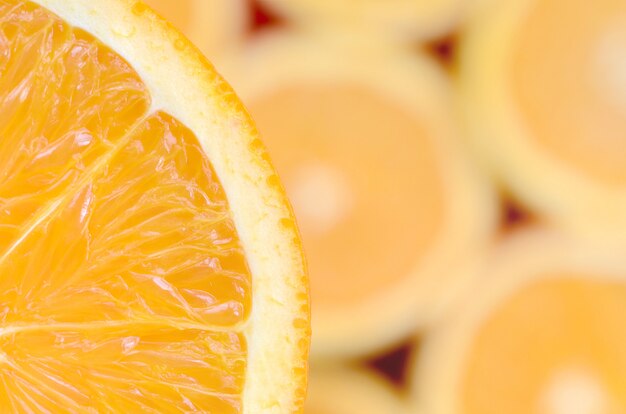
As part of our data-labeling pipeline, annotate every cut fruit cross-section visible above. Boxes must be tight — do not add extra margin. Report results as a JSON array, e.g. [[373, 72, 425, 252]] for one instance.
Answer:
[[220, 32, 496, 359], [460, 0, 626, 242], [0, 0, 309, 413], [412, 229, 626, 414]]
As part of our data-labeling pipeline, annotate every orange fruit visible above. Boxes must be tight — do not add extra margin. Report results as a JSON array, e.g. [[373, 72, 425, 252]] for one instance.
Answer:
[[306, 366, 409, 414], [257, 0, 466, 40], [143, 0, 247, 62], [221, 32, 496, 358], [412, 229, 626, 413], [460, 0, 626, 241], [0, 0, 309, 412]]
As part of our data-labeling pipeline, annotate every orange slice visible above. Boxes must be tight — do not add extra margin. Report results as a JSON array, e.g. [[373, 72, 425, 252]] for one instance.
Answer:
[[143, 0, 247, 62], [0, 0, 309, 412], [412, 229, 626, 413], [257, 0, 466, 41], [460, 0, 626, 241], [306, 366, 409, 414], [220, 32, 496, 358]]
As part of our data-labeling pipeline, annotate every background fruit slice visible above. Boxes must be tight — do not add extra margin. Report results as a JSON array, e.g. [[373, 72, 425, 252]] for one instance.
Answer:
[[143, 0, 247, 64], [0, 0, 309, 412], [460, 0, 626, 241], [412, 229, 626, 414], [306, 366, 409, 414], [220, 32, 496, 359], [257, 0, 466, 41]]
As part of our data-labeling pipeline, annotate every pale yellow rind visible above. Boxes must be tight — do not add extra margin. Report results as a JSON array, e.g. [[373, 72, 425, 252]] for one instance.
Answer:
[[460, 0, 626, 243], [411, 228, 626, 414], [259, 0, 467, 41], [29, 1, 311, 413], [306, 366, 409, 414], [220, 32, 497, 359]]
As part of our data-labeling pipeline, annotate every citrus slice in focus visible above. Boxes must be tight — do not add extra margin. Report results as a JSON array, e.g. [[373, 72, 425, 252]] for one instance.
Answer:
[[306, 367, 409, 414], [461, 0, 626, 241], [413, 230, 626, 414], [220, 33, 496, 359], [0, 0, 309, 412]]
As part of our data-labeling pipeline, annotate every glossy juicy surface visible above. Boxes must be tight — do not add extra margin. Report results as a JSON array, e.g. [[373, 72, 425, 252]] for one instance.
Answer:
[[0, 1, 251, 411]]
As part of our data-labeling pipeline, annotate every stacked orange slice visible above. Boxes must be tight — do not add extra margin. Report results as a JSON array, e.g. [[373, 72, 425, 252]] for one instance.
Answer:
[[460, 0, 626, 241], [413, 229, 626, 413], [221, 32, 496, 358]]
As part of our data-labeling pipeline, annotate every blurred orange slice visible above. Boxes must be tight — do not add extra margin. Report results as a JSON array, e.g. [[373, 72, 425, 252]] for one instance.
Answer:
[[306, 367, 408, 414], [221, 32, 496, 358], [258, 0, 466, 41], [0, 0, 309, 412], [461, 0, 626, 240], [143, 0, 247, 61], [413, 230, 626, 413]]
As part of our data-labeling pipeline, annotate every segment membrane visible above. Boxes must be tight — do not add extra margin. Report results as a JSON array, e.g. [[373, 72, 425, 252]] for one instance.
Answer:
[[0, 113, 251, 328], [0, 1, 150, 253], [0, 1, 251, 411], [0, 327, 244, 413]]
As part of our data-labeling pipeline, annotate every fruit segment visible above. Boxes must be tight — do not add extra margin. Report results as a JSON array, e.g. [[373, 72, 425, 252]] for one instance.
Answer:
[[0, 0, 149, 254], [0, 327, 244, 412], [0, 1, 252, 412], [0, 113, 251, 329]]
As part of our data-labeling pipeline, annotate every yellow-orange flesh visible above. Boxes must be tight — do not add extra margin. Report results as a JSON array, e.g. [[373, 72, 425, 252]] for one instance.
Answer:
[[249, 85, 443, 308], [511, 0, 626, 183], [462, 277, 626, 414], [0, 1, 251, 411]]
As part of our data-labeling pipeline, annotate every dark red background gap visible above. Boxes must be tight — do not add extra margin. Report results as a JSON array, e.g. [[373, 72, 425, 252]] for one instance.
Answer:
[[423, 31, 458, 70], [248, 0, 285, 33], [500, 193, 537, 234], [367, 341, 415, 388]]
